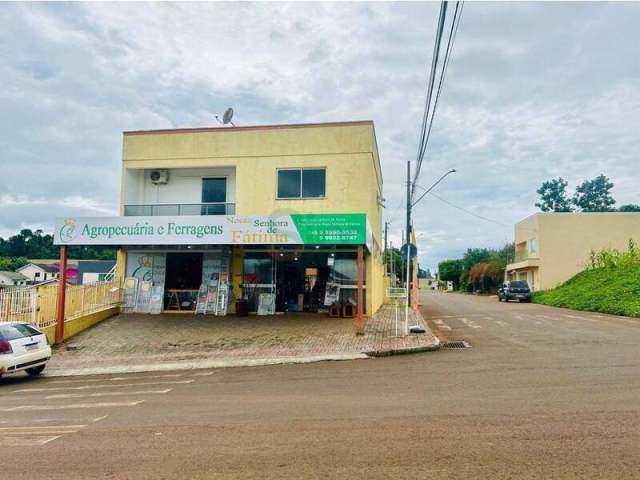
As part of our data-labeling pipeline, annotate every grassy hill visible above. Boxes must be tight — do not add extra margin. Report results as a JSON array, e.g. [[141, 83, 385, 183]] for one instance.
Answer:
[[533, 263, 640, 317]]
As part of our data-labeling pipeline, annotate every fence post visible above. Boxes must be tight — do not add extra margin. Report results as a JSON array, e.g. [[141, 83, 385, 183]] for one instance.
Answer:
[[30, 287, 38, 326], [55, 245, 68, 344], [81, 284, 85, 315]]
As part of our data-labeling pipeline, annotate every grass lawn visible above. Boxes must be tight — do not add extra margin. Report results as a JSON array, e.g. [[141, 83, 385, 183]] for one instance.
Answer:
[[533, 264, 640, 317]]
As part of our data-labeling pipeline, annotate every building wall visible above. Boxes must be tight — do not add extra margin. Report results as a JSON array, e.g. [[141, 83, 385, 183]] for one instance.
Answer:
[[0, 274, 25, 286], [511, 213, 640, 290], [41, 307, 119, 345], [124, 167, 236, 206], [121, 122, 383, 248], [17, 264, 50, 282]]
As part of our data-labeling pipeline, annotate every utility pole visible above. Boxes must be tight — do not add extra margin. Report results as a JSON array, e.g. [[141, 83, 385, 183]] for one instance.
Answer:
[[405, 160, 412, 298], [404, 160, 412, 335]]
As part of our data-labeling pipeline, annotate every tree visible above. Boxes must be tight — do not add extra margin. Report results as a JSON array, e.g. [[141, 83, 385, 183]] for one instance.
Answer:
[[618, 204, 640, 212], [438, 259, 464, 288], [467, 261, 504, 293], [572, 174, 616, 212], [462, 248, 492, 273], [0, 229, 115, 260], [491, 242, 515, 266], [0, 256, 29, 271], [535, 177, 573, 212], [385, 247, 406, 282]]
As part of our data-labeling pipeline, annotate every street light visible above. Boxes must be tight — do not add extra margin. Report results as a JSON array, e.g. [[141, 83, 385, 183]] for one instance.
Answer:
[[411, 169, 456, 208]]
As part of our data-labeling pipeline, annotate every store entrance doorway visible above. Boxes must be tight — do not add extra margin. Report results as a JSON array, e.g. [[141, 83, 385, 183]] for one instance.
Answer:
[[164, 252, 203, 310], [275, 252, 330, 312]]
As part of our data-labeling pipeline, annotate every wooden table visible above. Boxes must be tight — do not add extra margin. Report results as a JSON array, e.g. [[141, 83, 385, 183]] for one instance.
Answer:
[[165, 289, 199, 311]]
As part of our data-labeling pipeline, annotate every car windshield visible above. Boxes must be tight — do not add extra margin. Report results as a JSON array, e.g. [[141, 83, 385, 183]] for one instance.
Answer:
[[510, 281, 528, 288], [0, 324, 41, 341]]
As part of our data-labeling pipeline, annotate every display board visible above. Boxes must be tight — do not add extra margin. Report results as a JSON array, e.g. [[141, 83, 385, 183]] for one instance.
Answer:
[[54, 214, 368, 246], [149, 285, 164, 314]]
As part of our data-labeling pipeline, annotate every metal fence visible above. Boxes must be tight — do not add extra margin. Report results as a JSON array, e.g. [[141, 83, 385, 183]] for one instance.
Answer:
[[0, 281, 121, 329], [386, 287, 409, 337]]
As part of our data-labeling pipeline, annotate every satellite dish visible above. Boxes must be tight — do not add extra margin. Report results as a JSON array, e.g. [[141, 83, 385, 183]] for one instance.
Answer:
[[222, 108, 235, 126]]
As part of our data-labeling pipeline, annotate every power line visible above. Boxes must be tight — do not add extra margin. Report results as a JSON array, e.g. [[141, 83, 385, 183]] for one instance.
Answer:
[[427, 191, 511, 227], [412, 2, 464, 194], [416, 2, 464, 192], [413, 1, 450, 196]]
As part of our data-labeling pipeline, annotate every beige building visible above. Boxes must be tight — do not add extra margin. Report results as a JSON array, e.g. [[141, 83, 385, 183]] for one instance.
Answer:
[[506, 212, 640, 291]]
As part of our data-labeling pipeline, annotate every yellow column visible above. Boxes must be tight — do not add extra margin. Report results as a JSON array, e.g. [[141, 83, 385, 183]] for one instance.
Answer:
[[116, 248, 127, 287], [231, 246, 244, 312]]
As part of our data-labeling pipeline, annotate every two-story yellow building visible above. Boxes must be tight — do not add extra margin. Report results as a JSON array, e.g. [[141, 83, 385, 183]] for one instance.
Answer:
[[55, 121, 385, 322]]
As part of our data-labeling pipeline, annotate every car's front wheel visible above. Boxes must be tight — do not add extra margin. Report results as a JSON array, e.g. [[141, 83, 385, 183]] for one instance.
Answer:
[[26, 365, 46, 376]]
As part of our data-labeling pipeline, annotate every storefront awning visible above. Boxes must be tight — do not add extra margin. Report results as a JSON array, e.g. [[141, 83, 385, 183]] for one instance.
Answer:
[[54, 213, 371, 248]]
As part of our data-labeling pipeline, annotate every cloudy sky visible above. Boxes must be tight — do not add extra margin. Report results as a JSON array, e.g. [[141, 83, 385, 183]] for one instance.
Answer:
[[1, 2, 639, 271]]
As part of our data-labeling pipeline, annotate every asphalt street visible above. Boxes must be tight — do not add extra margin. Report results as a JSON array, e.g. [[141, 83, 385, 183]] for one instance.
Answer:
[[2, 290, 639, 479]]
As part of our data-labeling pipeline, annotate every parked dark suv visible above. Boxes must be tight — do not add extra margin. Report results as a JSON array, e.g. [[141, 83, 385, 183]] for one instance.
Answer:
[[498, 280, 532, 302]]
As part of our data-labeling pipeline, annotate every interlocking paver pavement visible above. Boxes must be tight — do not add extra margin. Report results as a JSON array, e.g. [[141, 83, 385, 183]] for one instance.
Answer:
[[46, 305, 438, 375]]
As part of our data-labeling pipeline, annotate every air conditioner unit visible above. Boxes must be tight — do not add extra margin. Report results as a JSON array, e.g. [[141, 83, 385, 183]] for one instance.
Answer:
[[149, 169, 169, 185]]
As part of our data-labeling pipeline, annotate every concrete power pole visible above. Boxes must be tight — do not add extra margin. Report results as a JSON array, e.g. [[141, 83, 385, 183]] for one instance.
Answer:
[[404, 160, 412, 336], [405, 160, 412, 298]]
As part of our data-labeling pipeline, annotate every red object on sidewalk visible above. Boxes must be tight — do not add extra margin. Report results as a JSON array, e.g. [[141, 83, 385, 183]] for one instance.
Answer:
[[55, 245, 68, 344]]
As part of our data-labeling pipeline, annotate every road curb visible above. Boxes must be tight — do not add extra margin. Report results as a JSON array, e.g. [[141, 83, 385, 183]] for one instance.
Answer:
[[365, 338, 441, 357], [43, 353, 371, 377]]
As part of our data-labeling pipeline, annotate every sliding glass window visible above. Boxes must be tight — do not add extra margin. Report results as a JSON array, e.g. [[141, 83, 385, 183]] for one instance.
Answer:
[[277, 168, 325, 199]]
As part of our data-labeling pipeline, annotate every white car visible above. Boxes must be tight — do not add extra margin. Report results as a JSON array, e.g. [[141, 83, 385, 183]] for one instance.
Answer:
[[0, 322, 51, 378]]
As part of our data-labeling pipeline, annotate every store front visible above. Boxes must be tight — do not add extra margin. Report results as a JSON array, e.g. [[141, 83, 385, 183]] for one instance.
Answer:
[[54, 213, 376, 321], [241, 246, 364, 314]]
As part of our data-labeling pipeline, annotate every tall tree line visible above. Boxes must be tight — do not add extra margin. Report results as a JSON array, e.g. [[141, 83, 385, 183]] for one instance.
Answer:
[[0, 229, 116, 266]]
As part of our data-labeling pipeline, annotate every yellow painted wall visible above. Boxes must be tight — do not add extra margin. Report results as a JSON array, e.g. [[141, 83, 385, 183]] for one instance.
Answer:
[[116, 248, 127, 285], [508, 213, 640, 290], [42, 307, 119, 344], [121, 121, 386, 314]]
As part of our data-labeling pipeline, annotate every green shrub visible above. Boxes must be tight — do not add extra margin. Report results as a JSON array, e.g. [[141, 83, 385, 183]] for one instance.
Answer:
[[533, 241, 640, 317]]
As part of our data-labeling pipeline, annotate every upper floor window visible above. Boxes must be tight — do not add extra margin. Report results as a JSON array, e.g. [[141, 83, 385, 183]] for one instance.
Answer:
[[277, 168, 326, 199], [202, 178, 227, 203], [528, 238, 537, 256], [202, 178, 227, 215]]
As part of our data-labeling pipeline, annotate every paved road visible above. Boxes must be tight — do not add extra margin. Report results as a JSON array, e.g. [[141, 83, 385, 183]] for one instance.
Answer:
[[2, 290, 639, 479]]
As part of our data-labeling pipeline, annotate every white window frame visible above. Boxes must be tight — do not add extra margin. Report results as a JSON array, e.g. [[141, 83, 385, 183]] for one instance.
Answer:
[[276, 167, 326, 200]]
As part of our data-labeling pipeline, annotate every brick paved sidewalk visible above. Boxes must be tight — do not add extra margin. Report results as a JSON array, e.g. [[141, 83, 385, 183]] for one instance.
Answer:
[[46, 305, 439, 376]]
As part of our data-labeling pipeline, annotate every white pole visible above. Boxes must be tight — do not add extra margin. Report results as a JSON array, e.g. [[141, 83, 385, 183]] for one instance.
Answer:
[[405, 248, 410, 337], [395, 299, 398, 337]]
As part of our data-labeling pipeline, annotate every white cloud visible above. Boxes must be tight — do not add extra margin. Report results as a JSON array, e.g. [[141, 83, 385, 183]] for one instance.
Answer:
[[1, 2, 639, 272]]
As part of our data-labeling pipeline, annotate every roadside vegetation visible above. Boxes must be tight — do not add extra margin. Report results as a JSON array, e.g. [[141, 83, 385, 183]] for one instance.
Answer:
[[533, 241, 640, 317], [0, 229, 116, 269], [438, 243, 514, 294]]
